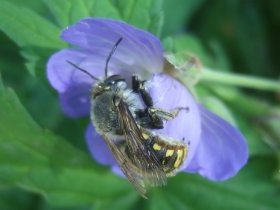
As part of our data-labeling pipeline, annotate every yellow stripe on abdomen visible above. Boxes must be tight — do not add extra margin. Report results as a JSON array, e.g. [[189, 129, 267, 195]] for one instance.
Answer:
[[174, 149, 184, 168], [166, 149, 174, 157], [153, 143, 161, 151]]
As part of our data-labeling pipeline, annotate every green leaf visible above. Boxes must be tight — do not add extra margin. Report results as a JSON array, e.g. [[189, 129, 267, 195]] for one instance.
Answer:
[[191, 1, 274, 77], [0, 1, 65, 49], [43, 0, 121, 28], [6, 0, 48, 17], [162, 0, 205, 36], [93, 192, 139, 210], [0, 32, 64, 132], [112, 0, 163, 36], [0, 188, 38, 210], [172, 35, 213, 66], [0, 77, 131, 206]]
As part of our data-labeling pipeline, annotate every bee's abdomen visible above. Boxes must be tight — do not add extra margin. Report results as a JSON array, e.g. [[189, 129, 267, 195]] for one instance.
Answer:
[[141, 130, 188, 175]]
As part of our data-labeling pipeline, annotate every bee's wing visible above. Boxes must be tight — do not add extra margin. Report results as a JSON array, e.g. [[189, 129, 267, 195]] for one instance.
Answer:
[[102, 134, 148, 198], [116, 99, 167, 187]]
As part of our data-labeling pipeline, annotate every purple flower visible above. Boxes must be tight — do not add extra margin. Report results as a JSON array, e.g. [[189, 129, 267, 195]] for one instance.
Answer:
[[47, 18, 248, 181]]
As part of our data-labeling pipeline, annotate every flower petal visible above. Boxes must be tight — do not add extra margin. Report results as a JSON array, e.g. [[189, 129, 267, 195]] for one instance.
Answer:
[[59, 83, 91, 118], [61, 18, 164, 77], [186, 105, 248, 180], [85, 124, 116, 165], [147, 73, 201, 169], [47, 48, 111, 118], [112, 165, 125, 178], [47, 49, 105, 93]]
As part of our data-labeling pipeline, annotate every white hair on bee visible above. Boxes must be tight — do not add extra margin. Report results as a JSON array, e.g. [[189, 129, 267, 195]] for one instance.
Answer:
[[117, 86, 144, 117]]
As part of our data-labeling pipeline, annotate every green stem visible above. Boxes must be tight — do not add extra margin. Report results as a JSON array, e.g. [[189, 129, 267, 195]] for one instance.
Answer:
[[200, 68, 280, 92]]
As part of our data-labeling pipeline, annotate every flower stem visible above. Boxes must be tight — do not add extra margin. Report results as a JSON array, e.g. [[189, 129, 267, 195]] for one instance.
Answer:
[[200, 68, 280, 92]]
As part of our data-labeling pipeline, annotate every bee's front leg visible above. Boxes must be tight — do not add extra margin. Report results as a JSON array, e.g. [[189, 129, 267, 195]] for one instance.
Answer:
[[132, 75, 164, 129], [132, 75, 153, 107], [132, 75, 189, 129]]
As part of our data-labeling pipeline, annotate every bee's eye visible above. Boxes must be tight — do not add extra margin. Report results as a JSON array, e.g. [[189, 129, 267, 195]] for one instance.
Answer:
[[104, 81, 113, 86], [105, 75, 125, 86]]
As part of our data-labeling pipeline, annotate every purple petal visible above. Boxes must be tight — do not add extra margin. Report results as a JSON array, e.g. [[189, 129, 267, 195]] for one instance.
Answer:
[[147, 73, 201, 169], [47, 49, 105, 93], [86, 124, 125, 178], [85, 124, 116, 165], [61, 18, 164, 77], [186, 105, 248, 181], [47, 18, 165, 119], [47, 48, 112, 118], [59, 83, 91, 118], [112, 165, 125, 178]]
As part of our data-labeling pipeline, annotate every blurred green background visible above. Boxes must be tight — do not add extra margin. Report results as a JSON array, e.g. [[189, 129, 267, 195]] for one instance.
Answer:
[[0, 0, 279, 210]]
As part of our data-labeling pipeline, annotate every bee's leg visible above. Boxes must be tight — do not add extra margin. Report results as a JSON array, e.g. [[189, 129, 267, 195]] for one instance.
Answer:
[[132, 75, 153, 107], [132, 75, 188, 129], [149, 107, 189, 121], [135, 108, 164, 129], [138, 107, 188, 129], [132, 75, 164, 129]]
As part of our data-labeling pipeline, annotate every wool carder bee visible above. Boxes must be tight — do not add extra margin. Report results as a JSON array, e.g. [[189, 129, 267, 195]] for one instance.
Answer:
[[67, 37, 189, 198]]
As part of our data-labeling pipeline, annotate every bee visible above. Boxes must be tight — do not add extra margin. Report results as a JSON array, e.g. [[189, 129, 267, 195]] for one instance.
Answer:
[[67, 38, 189, 198]]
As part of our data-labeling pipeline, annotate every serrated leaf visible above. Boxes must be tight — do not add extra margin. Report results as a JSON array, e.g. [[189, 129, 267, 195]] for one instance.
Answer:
[[112, 0, 163, 36], [43, 0, 121, 28], [0, 78, 131, 206], [0, 1, 65, 49], [7, 0, 48, 17], [0, 33, 63, 131]]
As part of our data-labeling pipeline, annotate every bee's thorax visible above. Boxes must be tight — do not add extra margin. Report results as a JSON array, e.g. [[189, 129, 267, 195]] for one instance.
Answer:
[[91, 80, 143, 135]]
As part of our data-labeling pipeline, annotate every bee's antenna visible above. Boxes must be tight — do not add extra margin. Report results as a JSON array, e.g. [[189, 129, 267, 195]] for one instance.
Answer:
[[66, 60, 100, 81], [105, 37, 123, 78]]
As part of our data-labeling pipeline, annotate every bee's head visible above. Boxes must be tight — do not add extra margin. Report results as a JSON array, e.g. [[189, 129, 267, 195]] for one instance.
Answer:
[[92, 74, 125, 98]]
